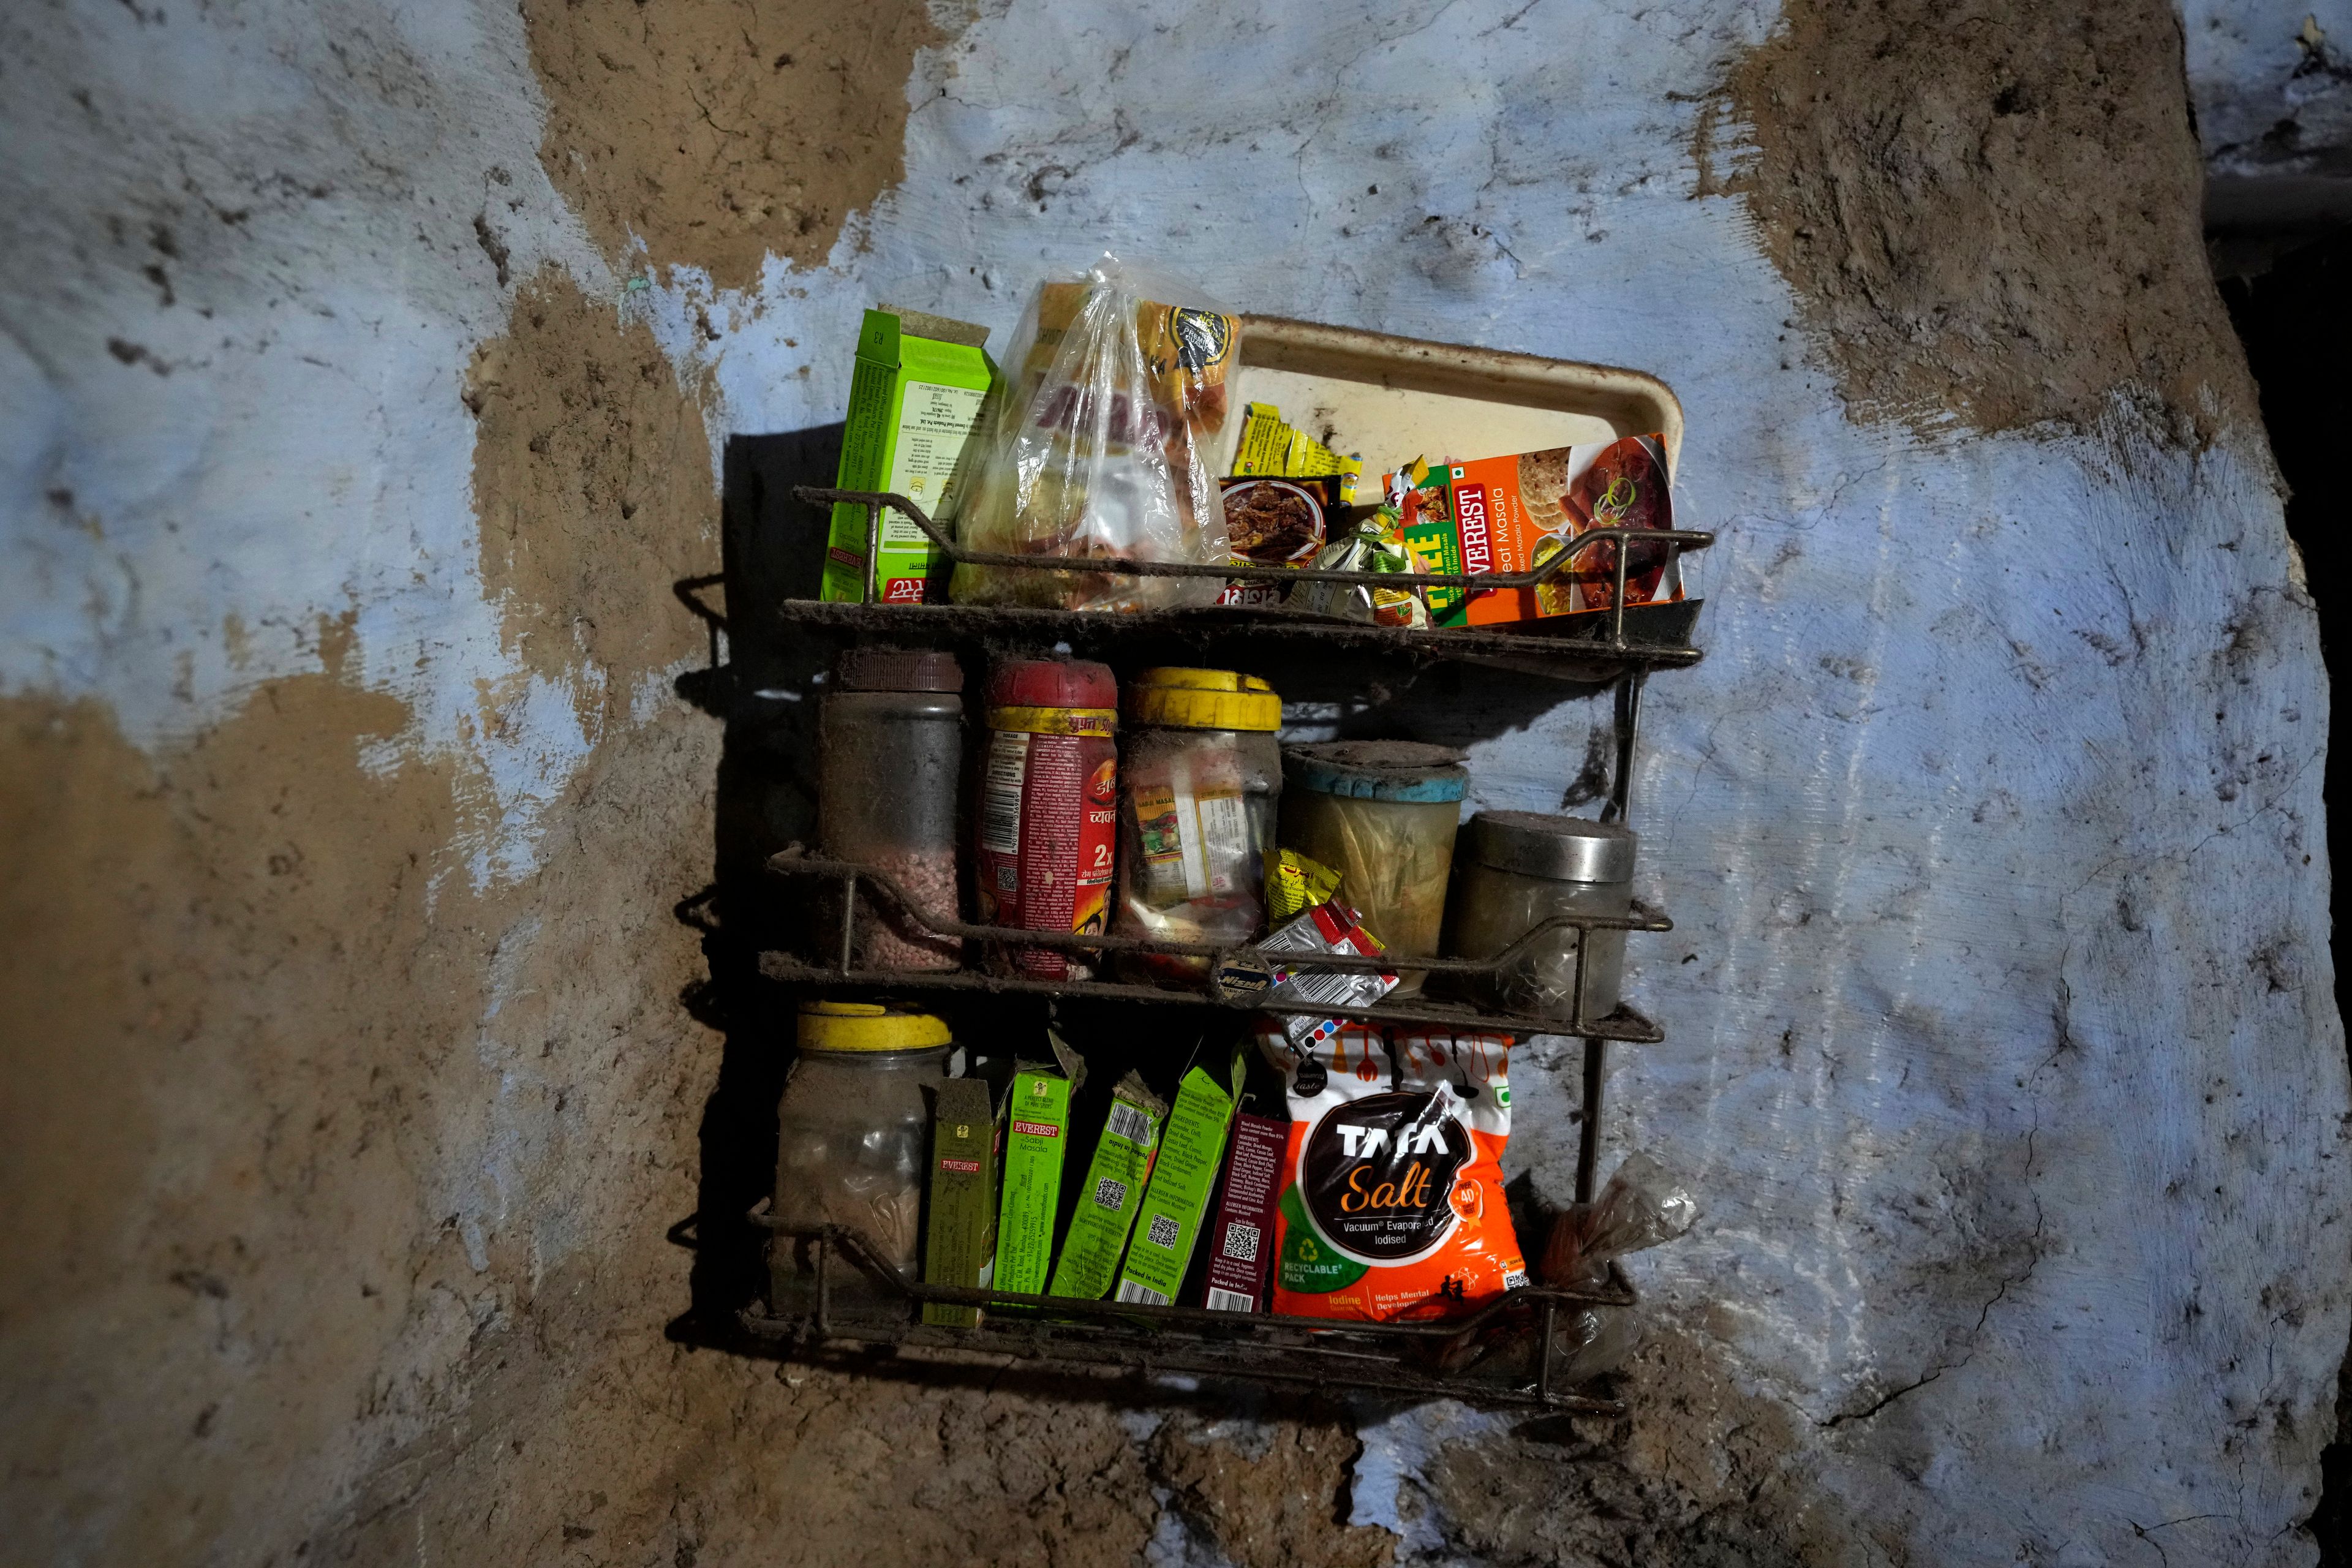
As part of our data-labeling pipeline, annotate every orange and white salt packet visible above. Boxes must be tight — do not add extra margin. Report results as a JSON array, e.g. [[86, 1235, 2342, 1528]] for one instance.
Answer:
[[1260, 1025, 1528, 1322]]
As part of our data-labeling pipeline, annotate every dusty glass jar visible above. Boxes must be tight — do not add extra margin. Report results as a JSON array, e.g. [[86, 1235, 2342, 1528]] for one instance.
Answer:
[[769, 1002, 955, 1321], [1115, 668, 1283, 982], [816, 647, 964, 970], [1444, 812, 1637, 1025], [1276, 741, 1468, 995]]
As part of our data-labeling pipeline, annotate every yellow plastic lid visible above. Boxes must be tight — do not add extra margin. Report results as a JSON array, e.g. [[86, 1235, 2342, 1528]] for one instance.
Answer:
[[1126, 667, 1281, 731], [797, 1000, 952, 1052]]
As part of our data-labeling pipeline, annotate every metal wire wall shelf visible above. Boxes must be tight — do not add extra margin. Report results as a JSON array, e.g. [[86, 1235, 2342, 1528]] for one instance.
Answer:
[[718, 320, 1706, 1411]]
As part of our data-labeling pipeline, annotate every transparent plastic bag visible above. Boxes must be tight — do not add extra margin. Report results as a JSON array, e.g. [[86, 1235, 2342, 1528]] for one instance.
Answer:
[[1539, 1152, 1698, 1287], [951, 255, 1239, 611], [1537, 1152, 1698, 1381], [1429, 1153, 1695, 1379]]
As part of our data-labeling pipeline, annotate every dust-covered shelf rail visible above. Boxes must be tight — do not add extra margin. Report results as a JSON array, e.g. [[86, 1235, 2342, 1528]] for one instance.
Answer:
[[734, 1221, 1635, 1414], [779, 486, 1714, 680], [758, 850, 1672, 1044]]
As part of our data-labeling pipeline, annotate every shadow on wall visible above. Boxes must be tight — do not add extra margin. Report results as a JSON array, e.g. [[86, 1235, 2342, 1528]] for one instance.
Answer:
[[669, 425, 843, 1330], [2217, 225, 2352, 1565]]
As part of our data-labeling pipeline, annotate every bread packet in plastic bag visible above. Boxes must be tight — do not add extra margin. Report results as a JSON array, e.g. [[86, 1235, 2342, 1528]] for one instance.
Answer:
[[951, 256, 1240, 611]]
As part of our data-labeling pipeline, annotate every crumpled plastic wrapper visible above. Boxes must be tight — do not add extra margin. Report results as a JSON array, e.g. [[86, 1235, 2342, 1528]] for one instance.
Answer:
[[1538, 1152, 1698, 1383], [1429, 1151, 1697, 1382]]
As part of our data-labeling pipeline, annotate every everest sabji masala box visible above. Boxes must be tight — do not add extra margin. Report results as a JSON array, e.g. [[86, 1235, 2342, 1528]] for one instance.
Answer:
[[1393, 434, 1682, 628]]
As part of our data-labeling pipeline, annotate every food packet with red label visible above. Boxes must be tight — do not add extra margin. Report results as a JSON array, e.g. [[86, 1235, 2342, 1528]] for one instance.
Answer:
[[1259, 1025, 1527, 1322], [1256, 897, 1397, 1050]]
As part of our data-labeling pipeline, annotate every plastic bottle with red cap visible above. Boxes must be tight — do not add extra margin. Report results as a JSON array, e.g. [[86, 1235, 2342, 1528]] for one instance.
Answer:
[[974, 657, 1120, 978]]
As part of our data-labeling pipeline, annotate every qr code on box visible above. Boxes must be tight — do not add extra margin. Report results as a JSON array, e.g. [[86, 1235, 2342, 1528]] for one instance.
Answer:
[[1093, 1177, 1128, 1212], [1145, 1213, 1180, 1250], [1223, 1221, 1261, 1262]]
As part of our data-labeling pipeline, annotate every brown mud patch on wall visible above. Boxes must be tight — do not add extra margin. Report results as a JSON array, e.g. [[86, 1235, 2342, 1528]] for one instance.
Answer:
[[1150, 1416, 1398, 1568], [0, 677, 478, 1557], [0, 666, 744, 1562], [523, 0, 944, 289], [1423, 1334, 1862, 1567], [1721, 0, 2260, 445], [467, 266, 717, 733]]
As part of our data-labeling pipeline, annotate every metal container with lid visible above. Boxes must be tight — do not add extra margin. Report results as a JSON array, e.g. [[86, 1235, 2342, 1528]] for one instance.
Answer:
[[1277, 741, 1469, 993], [817, 647, 965, 970], [770, 1001, 957, 1319], [1443, 811, 1638, 1025]]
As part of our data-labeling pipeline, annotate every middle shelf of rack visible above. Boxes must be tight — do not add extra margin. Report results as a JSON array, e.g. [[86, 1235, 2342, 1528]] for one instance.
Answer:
[[758, 849, 1672, 1044]]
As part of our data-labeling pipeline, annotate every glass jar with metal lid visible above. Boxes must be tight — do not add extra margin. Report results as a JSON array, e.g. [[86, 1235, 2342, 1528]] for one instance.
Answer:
[[1114, 667, 1283, 981], [769, 1001, 956, 1319], [816, 647, 965, 970], [1442, 811, 1637, 1026], [1277, 741, 1469, 994]]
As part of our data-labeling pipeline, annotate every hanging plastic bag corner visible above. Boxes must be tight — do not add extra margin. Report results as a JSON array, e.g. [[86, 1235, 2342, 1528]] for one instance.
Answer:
[[950, 255, 1240, 612]]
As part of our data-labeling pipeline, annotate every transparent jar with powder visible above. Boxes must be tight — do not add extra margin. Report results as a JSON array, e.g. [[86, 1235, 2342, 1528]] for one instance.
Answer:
[[1276, 741, 1468, 995], [816, 647, 965, 970], [769, 1002, 956, 1322]]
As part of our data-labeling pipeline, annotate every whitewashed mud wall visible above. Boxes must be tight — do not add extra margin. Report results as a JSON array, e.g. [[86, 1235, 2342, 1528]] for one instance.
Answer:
[[1, 1, 2342, 1564]]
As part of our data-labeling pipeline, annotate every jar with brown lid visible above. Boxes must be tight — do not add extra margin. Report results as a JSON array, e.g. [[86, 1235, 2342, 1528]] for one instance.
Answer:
[[816, 647, 964, 970]]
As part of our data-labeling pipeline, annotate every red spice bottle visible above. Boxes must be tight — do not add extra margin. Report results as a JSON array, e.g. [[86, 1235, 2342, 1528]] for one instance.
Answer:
[[975, 658, 1119, 979]]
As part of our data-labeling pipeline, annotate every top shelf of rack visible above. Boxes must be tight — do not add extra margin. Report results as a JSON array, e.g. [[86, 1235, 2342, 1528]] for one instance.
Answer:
[[771, 317, 1709, 682], [768, 594, 1705, 684]]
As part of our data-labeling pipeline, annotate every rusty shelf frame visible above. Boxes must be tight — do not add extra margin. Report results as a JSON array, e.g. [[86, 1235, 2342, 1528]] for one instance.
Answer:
[[783, 486, 1713, 679], [725, 431, 1705, 1408], [760, 850, 1670, 1045], [740, 1220, 1633, 1414]]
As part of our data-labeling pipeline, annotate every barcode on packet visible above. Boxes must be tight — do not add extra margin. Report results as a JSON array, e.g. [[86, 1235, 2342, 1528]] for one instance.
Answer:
[[1116, 1279, 1171, 1306], [1205, 1287, 1256, 1313], [978, 734, 1027, 855], [1145, 1213, 1180, 1250], [1106, 1101, 1156, 1149]]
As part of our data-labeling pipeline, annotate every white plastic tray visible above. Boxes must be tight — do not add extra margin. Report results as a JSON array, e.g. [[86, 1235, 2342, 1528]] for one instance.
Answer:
[[1218, 315, 1684, 480]]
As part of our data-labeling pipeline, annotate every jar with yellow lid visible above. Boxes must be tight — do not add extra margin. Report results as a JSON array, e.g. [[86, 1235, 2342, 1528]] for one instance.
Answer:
[[1114, 667, 1283, 981], [769, 1001, 955, 1319]]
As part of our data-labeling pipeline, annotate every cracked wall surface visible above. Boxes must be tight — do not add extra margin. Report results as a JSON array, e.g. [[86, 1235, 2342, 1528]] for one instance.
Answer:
[[1, 0, 2343, 1564]]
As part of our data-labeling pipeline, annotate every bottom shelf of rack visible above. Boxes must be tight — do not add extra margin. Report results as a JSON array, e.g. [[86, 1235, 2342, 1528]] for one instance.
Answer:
[[741, 1224, 1630, 1414]]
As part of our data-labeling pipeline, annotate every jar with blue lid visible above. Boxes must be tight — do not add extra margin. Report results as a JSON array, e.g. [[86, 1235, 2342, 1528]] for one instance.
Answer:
[[1276, 741, 1468, 994]]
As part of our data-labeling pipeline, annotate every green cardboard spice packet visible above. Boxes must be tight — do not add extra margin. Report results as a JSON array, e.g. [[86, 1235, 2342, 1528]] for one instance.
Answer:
[[993, 1032, 1085, 1298], [1047, 1071, 1167, 1302], [821, 305, 996, 605], [922, 1077, 999, 1328], [1115, 1047, 1245, 1307]]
